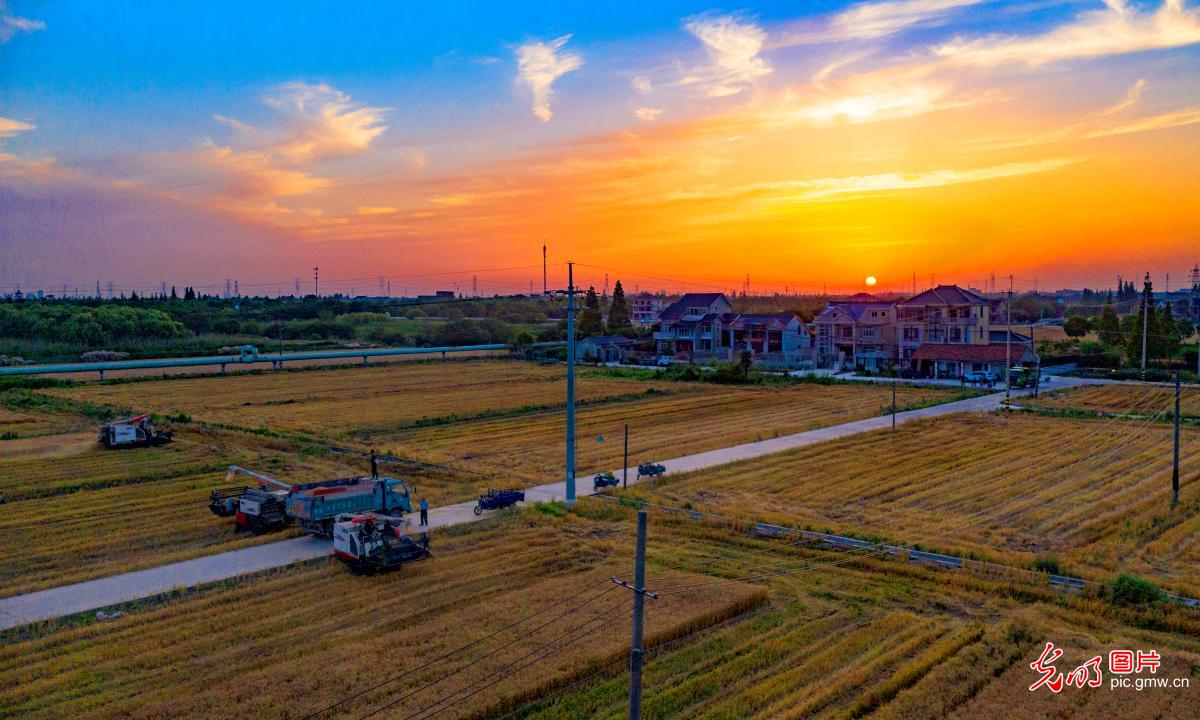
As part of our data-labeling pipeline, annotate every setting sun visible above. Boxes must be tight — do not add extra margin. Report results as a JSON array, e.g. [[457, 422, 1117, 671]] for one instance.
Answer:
[[865, 276, 877, 287]]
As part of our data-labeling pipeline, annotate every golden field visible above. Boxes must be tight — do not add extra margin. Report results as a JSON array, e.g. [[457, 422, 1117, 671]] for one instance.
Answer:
[[630, 411, 1200, 597], [42, 360, 664, 437], [0, 361, 972, 596], [0, 510, 764, 720], [3, 504, 1196, 720], [1024, 382, 1200, 418], [365, 378, 972, 480]]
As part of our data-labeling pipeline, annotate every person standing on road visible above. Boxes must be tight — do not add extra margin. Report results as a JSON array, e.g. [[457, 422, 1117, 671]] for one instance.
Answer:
[[419, 497, 429, 526], [370, 449, 379, 479]]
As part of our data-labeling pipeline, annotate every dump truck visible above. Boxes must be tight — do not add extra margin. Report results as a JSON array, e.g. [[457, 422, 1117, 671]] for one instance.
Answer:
[[288, 476, 414, 537], [208, 466, 400, 533], [332, 512, 431, 574], [99, 414, 172, 449]]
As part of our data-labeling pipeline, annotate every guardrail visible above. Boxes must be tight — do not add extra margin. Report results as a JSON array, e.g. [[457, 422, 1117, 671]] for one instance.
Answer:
[[0, 342, 564, 379]]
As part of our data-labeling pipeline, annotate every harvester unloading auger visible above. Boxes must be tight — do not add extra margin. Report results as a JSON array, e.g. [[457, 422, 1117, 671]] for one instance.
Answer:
[[208, 465, 414, 536]]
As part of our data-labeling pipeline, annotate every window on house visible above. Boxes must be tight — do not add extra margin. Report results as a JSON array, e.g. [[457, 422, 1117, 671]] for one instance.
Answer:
[[903, 327, 919, 341]]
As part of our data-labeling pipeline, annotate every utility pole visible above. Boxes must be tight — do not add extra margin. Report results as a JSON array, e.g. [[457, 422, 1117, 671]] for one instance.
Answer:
[[294, 278, 300, 297], [891, 380, 897, 431], [1005, 276, 1013, 400], [542, 244, 548, 295], [1141, 272, 1150, 374], [566, 261, 577, 505], [1172, 370, 1181, 507], [314, 267, 319, 297], [613, 509, 656, 720], [623, 423, 629, 490]]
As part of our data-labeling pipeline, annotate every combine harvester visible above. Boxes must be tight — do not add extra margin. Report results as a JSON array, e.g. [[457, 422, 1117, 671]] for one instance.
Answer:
[[98, 414, 172, 449], [332, 512, 431, 574], [209, 466, 414, 536]]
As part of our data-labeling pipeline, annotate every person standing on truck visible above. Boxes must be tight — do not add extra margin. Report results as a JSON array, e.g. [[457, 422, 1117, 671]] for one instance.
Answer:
[[370, 449, 379, 479], [419, 497, 429, 526]]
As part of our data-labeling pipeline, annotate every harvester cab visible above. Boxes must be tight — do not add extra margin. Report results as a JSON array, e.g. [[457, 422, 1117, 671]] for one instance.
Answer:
[[332, 512, 431, 574], [99, 414, 173, 449]]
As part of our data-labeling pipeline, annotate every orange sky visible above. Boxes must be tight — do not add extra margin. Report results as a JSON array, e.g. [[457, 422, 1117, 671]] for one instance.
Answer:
[[2, 0, 1199, 293]]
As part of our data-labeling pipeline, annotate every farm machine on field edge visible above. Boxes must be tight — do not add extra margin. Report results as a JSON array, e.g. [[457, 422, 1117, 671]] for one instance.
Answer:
[[99, 414, 172, 449], [332, 512, 431, 574], [209, 466, 414, 537]]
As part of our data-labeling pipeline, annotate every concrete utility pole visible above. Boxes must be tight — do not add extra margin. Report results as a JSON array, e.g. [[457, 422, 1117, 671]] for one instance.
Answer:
[[1173, 370, 1181, 507], [623, 423, 630, 490], [1141, 272, 1150, 373], [1005, 276, 1013, 400], [542, 244, 548, 295], [566, 261, 577, 505], [891, 381, 897, 431], [613, 509, 656, 720], [314, 267, 320, 297]]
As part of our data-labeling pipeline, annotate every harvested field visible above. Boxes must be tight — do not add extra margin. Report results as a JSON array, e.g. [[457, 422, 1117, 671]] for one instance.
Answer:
[[5, 504, 1196, 720], [0, 511, 763, 720], [631, 410, 1200, 597], [367, 381, 975, 481], [43, 360, 663, 437], [1025, 382, 1200, 419]]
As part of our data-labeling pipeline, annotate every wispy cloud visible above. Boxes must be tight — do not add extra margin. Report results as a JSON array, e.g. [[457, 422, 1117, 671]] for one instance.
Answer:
[[682, 14, 772, 97], [632, 76, 653, 95], [217, 82, 389, 165], [634, 107, 664, 121], [1083, 107, 1200, 138], [934, 0, 1200, 66], [516, 35, 583, 122], [0, 116, 35, 138], [356, 206, 399, 215], [0, 2, 45, 43], [777, 0, 984, 45], [667, 158, 1081, 202]]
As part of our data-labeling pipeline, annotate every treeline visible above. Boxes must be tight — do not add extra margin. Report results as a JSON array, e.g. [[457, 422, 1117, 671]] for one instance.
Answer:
[[0, 303, 187, 346]]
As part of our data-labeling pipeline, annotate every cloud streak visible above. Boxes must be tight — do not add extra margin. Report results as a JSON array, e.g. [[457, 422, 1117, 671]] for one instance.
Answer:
[[777, 0, 983, 45], [667, 158, 1081, 202], [934, 0, 1200, 66], [516, 35, 583, 121], [0, 3, 45, 43]]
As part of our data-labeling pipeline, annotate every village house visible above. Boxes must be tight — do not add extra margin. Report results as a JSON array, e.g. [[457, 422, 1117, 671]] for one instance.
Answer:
[[630, 293, 664, 327], [654, 292, 812, 366], [580, 335, 635, 363], [812, 293, 896, 371], [812, 284, 1040, 378]]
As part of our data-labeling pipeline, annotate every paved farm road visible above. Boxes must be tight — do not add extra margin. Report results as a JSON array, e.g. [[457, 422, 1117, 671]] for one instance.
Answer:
[[0, 380, 1096, 630]]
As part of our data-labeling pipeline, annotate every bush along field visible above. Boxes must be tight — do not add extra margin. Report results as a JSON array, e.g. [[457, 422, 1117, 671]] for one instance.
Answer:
[[3, 502, 1197, 720]]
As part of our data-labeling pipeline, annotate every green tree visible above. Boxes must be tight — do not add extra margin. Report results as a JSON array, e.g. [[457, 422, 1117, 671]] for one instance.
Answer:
[[739, 348, 754, 380], [1063, 315, 1091, 338], [1097, 302, 1121, 347], [578, 287, 604, 337], [606, 280, 632, 335]]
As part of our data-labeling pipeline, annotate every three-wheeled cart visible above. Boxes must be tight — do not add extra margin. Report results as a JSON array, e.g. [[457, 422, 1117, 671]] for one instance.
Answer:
[[474, 488, 525, 515], [637, 461, 666, 479], [594, 471, 620, 491]]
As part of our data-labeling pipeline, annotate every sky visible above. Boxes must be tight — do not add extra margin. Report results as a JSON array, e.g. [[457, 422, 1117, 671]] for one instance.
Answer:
[[1, 0, 1198, 296]]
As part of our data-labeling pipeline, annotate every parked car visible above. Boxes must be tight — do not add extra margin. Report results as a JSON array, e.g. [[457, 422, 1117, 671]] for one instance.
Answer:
[[655, 355, 673, 367], [962, 370, 998, 385]]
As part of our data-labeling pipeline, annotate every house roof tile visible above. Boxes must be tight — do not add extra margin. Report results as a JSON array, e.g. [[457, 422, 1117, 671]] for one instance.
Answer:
[[911, 343, 1037, 363]]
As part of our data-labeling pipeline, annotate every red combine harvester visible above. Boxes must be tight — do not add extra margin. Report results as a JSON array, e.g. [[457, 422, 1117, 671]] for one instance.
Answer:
[[332, 512, 431, 574]]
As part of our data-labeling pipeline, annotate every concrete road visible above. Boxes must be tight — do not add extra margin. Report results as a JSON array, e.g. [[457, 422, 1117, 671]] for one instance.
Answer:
[[0, 382, 1086, 631]]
